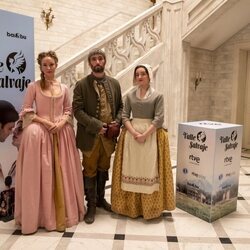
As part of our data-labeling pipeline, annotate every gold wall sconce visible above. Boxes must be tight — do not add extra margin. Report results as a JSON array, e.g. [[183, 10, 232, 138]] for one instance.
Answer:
[[194, 72, 202, 91], [41, 7, 55, 30]]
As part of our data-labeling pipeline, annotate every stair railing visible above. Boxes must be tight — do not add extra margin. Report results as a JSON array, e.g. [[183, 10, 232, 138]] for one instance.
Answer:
[[55, 3, 163, 91]]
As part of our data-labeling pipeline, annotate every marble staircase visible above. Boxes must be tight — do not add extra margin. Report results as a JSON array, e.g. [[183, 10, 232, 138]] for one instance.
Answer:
[[54, 12, 133, 66]]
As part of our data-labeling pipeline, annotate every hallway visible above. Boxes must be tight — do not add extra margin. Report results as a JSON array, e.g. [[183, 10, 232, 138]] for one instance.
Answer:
[[0, 157, 250, 250]]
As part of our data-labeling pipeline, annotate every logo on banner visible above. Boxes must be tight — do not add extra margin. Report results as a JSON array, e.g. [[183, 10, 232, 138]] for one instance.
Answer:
[[7, 31, 27, 40], [183, 131, 208, 152], [189, 154, 200, 164], [226, 171, 235, 177], [6, 51, 26, 74], [0, 51, 31, 92], [218, 174, 223, 180], [197, 131, 206, 143], [220, 130, 238, 151], [0, 62, 3, 72], [192, 171, 206, 180], [231, 130, 237, 141], [183, 168, 188, 174], [199, 122, 221, 126], [224, 156, 232, 164]]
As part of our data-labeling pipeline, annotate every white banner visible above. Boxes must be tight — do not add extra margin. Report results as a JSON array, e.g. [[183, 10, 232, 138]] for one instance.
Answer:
[[176, 120, 242, 222], [0, 9, 34, 191]]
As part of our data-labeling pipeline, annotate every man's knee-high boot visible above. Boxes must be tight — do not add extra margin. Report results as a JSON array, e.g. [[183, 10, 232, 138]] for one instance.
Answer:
[[84, 176, 96, 224], [96, 170, 112, 212]]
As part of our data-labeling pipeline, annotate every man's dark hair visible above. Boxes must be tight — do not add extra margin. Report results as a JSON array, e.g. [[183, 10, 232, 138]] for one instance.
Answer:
[[0, 100, 19, 128], [88, 48, 106, 63]]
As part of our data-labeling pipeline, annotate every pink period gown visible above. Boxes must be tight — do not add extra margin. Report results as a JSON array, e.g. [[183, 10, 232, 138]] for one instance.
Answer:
[[15, 81, 85, 234]]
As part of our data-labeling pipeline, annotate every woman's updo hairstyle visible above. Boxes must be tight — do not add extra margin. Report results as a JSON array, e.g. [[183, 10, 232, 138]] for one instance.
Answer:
[[37, 51, 58, 90]]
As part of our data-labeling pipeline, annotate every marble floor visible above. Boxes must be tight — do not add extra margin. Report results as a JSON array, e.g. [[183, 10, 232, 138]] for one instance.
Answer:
[[0, 156, 250, 250]]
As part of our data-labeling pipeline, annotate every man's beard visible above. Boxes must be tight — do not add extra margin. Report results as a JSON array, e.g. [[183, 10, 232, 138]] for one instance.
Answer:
[[92, 65, 104, 73]]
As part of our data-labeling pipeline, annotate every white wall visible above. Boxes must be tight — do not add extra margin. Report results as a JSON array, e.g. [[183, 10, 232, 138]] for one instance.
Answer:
[[188, 47, 214, 121], [212, 24, 250, 122], [0, 0, 152, 60], [188, 24, 250, 123]]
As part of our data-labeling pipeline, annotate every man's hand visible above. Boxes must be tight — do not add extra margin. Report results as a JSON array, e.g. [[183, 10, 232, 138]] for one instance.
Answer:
[[99, 123, 107, 135]]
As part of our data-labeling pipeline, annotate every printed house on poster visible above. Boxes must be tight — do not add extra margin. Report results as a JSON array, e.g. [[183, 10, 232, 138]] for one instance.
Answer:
[[176, 120, 242, 222]]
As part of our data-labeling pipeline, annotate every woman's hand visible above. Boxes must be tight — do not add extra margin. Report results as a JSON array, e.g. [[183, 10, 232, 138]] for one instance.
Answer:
[[49, 120, 66, 133], [43, 120, 56, 131], [135, 124, 156, 143], [134, 133, 146, 143], [131, 129, 140, 139]]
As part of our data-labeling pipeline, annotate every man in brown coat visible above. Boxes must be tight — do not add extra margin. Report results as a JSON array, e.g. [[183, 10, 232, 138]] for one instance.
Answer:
[[73, 49, 123, 224]]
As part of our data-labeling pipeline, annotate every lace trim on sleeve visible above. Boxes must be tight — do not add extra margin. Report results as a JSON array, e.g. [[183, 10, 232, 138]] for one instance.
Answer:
[[20, 108, 35, 128], [62, 112, 73, 126]]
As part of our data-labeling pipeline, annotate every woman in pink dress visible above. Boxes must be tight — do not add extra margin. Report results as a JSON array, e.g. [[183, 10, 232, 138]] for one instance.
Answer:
[[15, 51, 85, 234]]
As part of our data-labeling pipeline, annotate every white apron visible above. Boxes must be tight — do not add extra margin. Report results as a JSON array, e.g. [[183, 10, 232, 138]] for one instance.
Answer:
[[121, 118, 159, 194]]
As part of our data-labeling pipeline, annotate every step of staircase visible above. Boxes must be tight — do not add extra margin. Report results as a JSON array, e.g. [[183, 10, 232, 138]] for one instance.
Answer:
[[55, 12, 133, 65]]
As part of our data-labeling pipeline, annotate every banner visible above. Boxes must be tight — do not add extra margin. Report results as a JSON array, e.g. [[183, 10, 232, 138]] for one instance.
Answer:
[[176, 120, 242, 222], [0, 9, 34, 191]]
